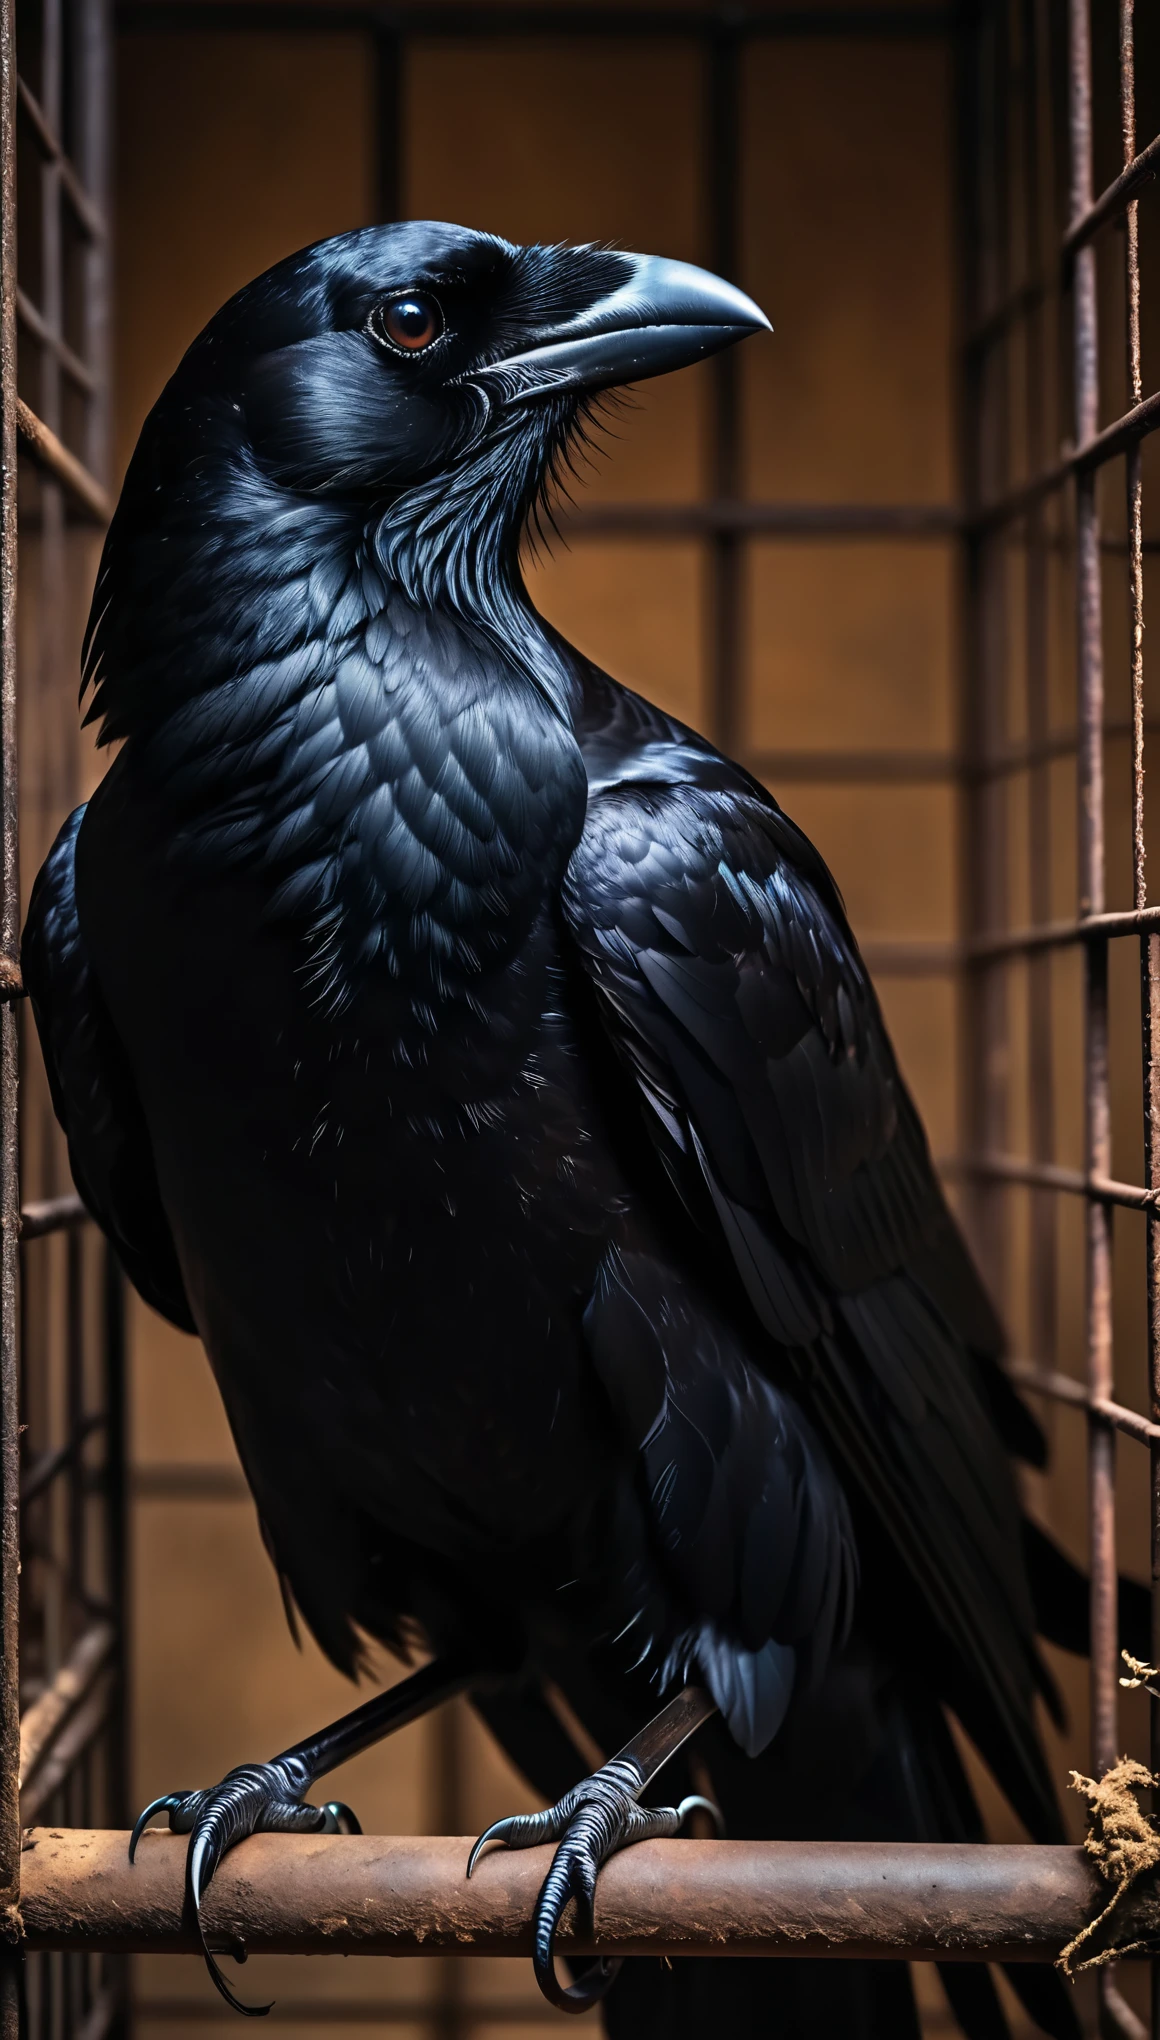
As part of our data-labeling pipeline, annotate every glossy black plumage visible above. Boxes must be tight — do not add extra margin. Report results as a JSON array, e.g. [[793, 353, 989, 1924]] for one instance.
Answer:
[[23, 221, 1095, 2036]]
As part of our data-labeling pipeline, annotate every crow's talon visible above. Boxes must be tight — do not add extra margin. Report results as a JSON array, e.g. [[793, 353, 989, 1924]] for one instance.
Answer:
[[467, 1755, 710, 2014], [129, 1760, 359, 2017]]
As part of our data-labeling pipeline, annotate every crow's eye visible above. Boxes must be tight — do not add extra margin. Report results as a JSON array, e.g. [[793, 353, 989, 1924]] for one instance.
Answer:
[[371, 294, 444, 354]]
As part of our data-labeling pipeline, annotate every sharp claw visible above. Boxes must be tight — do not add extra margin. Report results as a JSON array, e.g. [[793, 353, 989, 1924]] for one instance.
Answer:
[[466, 1816, 522, 1878], [677, 1792, 726, 1837], [320, 1800, 361, 1836], [188, 1831, 213, 1913], [533, 1876, 622, 2016], [200, 1938, 273, 2019], [129, 1793, 185, 1864], [190, 1829, 272, 2016]]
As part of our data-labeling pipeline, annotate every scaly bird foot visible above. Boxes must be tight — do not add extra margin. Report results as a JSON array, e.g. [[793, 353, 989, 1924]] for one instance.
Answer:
[[466, 1755, 718, 2013], [130, 1762, 361, 2015]]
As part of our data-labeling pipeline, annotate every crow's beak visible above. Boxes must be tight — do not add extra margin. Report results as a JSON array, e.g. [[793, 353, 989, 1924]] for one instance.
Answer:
[[484, 253, 771, 401]]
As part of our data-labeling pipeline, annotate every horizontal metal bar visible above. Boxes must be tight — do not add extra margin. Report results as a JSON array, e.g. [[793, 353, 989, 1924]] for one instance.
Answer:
[[972, 388, 1160, 535], [19, 1622, 114, 1787], [114, 4, 955, 43], [965, 278, 1047, 359], [967, 902, 1160, 964], [972, 459, 1073, 536], [1075, 387, 1160, 476], [132, 1462, 248, 1501], [976, 716, 1160, 780], [14, 78, 105, 241], [561, 499, 958, 539], [15, 403, 111, 522], [752, 748, 956, 785], [859, 939, 957, 977], [15, 289, 96, 394], [751, 719, 1160, 787], [14, 1830, 1118, 1960], [19, 1192, 88, 1239], [948, 1152, 1157, 1211], [830, 904, 1160, 984], [19, 1681, 112, 1825], [135, 2001, 554, 2027], [21, 1414, 105, 1506], [1007, 1365, 1160, 1447], [1064, 128, 1160, 257]]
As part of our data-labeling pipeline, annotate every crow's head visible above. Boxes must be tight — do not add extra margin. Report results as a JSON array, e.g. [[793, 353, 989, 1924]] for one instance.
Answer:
[[182, 219, 769, 507], [90, 224, 767, 737]]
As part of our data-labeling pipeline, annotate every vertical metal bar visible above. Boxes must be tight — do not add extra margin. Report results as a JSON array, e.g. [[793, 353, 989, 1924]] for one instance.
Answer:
[[38, 0, 68, 850], [1068, 0, 1117, 1799], [1024, 0, 1057, 1386], [373, 25, 402, 224], [958, 0, 1012, 1307], [706, 23, 741, 756], [75, 0, 111, 486], [1112, 2, 1160, 2030], [0, 0, 18, 2016]]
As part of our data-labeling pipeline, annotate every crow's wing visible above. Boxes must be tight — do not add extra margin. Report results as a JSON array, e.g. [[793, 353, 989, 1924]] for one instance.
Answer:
[[23, 805, 195, 1333], [562, 757, 1059, 1839]]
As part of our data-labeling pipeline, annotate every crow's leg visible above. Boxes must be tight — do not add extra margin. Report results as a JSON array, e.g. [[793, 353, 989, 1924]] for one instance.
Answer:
[[131, 1653, 474, 2016], [467, 1684, 721, 2014]]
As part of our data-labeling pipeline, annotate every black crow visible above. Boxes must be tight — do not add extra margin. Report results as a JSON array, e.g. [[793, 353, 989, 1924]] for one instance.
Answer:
[[24, 221, 1098, 2038]]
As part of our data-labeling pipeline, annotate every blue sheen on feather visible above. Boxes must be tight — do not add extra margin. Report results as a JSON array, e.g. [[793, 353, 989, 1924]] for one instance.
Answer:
[[695, 1628, 796, 1758]]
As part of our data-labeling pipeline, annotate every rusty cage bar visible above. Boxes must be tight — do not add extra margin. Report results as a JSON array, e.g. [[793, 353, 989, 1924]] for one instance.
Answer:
[[2, 0, 1160, 2035], [1, 3, 125, 2039]]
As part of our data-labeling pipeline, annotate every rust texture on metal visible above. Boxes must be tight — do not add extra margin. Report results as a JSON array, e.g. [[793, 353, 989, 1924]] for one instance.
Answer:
[[951, 1152, 1159, 1214], [12, 1830, 1121, 1964], [968, 903, 1160, 964], [14, 400, 111, 522], [18, 1623, 115, 1791], [14, 290, 95, 394], [10, 5, 125, 2035], [0, 0, 17, 1976], [14, 75, 104, 239], [19, 1682, 114, 1826], [1069, 0, 1118, 1787], [18, 1192, 89, 1240], [970, 384, 1160, 536], [1020, 0, 1057, 1421], [1007, 1366, 1160, 1451], [1114, 15, 1160, 1951], [1064, 125, 1160, 256]]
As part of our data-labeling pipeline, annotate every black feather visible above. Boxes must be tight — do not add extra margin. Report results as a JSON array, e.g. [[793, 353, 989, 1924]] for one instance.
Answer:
[[25, 221, 1091, 2038]]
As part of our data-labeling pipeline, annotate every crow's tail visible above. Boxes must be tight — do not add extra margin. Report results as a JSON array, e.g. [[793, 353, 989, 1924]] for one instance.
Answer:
[[1023, 1516, 1150, 1663]]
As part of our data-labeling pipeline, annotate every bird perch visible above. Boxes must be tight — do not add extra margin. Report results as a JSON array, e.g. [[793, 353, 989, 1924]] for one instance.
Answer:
[[12, 1830, 1137, 1963]]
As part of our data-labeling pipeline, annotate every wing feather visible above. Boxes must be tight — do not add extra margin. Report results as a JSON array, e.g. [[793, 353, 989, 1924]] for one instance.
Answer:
[[564, 757, 1058, 1837], [23, 806, 195, 1333]]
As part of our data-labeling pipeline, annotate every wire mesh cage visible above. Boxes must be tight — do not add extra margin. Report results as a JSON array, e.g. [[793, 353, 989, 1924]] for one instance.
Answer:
[[1, 1, 1160, 2037], [5, 3, 126, 2037]]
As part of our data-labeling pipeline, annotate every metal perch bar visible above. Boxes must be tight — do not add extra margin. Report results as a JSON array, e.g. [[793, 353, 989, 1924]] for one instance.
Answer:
[[12, 1831, 1132, 1963]]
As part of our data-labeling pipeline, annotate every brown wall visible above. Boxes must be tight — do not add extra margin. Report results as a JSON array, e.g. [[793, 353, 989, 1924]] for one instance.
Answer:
[[109, 10, 1143, 2037]]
